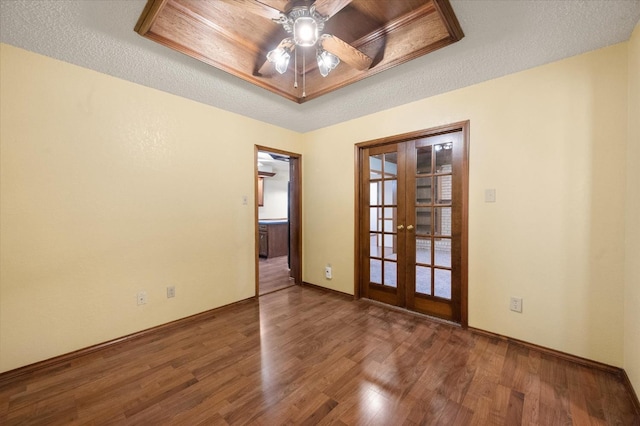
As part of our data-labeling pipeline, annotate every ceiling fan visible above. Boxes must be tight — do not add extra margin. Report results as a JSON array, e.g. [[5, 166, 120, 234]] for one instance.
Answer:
[[136, 0, 463, 102], [235, 0, 374, 96]]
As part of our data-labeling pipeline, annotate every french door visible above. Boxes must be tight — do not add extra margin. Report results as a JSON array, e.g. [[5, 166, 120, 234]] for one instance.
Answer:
[[358, 123, 468, 324]]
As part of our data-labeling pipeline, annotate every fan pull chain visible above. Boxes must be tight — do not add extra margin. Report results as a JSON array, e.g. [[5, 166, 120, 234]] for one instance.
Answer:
[[302, 50, 306, 98], [294, 48, 298, 89]]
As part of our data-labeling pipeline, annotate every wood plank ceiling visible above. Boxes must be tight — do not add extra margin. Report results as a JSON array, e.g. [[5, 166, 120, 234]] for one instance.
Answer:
[[135, 0, 464, 103]]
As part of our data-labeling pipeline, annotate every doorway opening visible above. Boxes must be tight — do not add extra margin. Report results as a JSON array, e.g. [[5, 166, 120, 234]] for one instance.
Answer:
[[255, 146, 302, 296], [355, 122, 469, 325]]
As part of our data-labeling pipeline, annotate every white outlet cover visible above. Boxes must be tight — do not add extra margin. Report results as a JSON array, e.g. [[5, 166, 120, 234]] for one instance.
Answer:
[[325, 266, 332, 279]]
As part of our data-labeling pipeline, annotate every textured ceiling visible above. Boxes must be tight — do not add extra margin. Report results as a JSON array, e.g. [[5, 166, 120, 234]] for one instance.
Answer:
[[1, 0, 639, 133]]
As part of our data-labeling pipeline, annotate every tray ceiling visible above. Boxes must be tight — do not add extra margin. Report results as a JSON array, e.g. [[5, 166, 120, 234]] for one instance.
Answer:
[[135, 0, 463, 103]]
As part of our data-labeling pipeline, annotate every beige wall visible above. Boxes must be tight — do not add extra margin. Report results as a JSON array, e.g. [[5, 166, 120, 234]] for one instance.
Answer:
[[0, 44, 300, 372], [303, 43, 629, 367], [625, 23, 640, 395]]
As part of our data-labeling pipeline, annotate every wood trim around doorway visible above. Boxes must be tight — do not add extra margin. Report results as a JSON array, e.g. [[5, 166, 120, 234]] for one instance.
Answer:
[[255, 146, 302, 297], [353, 121, 470, 326]]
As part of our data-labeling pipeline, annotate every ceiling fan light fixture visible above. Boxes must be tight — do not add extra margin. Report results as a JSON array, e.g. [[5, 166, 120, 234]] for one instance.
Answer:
[[317, 49, 340, 77], [267, 47, 291, 74], [293, 17, 318, 46]]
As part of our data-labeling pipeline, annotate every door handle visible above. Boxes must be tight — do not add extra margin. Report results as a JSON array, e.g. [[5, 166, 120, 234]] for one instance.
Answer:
[[397, 224, 404, 230], [407, 225, 414, 230]]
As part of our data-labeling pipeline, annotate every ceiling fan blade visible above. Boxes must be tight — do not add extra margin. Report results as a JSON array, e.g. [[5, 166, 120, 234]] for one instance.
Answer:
[[258, 60, 274, 76], [320, 34, 372, 71], [220, 0, 284, 21], [259, 0, 294, 13], [312, 0, 352, 19]]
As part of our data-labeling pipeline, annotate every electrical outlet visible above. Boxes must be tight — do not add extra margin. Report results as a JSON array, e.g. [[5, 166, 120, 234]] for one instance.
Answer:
[[137, 291, 147, 305], [325, 265, 332, 280], [167, 286, 175, 298], [510, 297, 522, 313]]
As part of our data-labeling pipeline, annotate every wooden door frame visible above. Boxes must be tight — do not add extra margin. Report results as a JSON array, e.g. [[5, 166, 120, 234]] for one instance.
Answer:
[[354, 121, 469, 327], [255, 146, 303, 296]]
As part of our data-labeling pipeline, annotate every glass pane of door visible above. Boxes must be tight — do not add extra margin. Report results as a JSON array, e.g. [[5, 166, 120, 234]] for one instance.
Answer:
[[416, 146, 432, 174], [435, 143, 452, 173], [434, 207, 452, 236], [435, 175, 451, 205], [384, 180, 397, 205], [416, 207, 431, 235], [434, 238, 451, 267], [416, 265, 431, 295], [384, 153, 398, 178], [434, 269, 451, 299], [370, 181, 383, 205], [416, 237, 431, 264], [416, 177, 432, 204], [370, 258, 382, 285], [370, 154, 383, 179], [384, 261, 397, 287]]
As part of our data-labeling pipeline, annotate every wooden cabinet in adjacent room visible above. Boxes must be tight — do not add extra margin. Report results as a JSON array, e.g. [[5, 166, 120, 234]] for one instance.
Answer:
[[258, 222, 289, 258]]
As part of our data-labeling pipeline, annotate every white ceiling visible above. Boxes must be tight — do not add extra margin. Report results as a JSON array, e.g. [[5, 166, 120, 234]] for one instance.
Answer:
[[1, 0, 639, 133]]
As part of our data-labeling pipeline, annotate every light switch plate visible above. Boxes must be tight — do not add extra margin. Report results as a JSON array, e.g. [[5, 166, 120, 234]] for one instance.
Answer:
[[485, 189, 496, 203], [510, 297, 523, 313]]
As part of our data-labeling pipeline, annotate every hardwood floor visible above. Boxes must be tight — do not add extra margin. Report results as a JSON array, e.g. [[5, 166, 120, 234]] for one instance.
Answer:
[[259, 255, 294, 295], [1, 286, 638, 425]]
